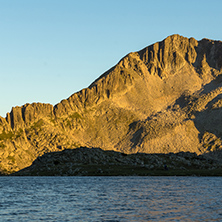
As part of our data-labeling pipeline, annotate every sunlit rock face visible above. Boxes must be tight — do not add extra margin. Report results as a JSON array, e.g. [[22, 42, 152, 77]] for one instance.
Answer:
[[0, 34, 222, 174]]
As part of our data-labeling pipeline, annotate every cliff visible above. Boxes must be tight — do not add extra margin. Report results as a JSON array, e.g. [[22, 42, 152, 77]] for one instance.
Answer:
[[0, 34, 222, 174]]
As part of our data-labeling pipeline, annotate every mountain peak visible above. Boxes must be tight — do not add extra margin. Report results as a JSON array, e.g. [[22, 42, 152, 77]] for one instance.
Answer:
[[1, 34, 222, 174]]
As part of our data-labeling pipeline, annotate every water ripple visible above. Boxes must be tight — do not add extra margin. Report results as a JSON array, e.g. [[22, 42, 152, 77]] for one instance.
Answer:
[[0, 176, 221, 221]]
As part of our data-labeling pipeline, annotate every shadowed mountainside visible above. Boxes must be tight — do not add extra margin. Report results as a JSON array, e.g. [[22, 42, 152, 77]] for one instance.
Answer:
[[0, 34, 222, 174], [12, 147, 222, 176]]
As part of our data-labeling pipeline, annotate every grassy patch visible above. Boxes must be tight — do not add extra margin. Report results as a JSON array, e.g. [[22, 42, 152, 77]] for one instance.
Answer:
[[34, 120, 44, 128], [7, 156, 16, 164], [15, 128, 24, 139], [66, 120, 72, 127], [0, 142, 6, 149], [31, 119, 44, 129], [0, 131, 14, 141], [69, 112, 82, 119]]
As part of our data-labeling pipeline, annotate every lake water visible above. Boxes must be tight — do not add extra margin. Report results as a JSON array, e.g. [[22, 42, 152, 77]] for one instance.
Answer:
[[0, 176, 221, 221]]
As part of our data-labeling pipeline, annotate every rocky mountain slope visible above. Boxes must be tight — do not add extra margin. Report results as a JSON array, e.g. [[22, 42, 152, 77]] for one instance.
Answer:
[[13, 147, 222, 176], [0, 34, 222, 174]]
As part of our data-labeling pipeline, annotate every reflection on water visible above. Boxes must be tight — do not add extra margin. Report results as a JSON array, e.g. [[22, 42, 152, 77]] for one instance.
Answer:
[[0, 176, 222, 221]]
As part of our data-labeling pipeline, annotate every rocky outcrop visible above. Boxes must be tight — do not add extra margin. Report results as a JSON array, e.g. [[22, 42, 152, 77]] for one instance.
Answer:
[[0, 34, 222, 174], [12, 147, 222, 176], [6, 103, 54, 130]]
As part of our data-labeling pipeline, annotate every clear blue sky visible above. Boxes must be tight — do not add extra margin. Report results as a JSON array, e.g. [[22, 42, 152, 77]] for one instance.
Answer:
[[0, 0, 222, 117]]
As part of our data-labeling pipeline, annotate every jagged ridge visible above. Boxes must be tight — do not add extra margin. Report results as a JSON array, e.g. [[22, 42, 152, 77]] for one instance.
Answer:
[[0, 34, 222, 174]]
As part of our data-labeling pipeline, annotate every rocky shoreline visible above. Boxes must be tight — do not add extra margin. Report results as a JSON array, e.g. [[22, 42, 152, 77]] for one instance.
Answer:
[[11, 147, 222, 176]]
